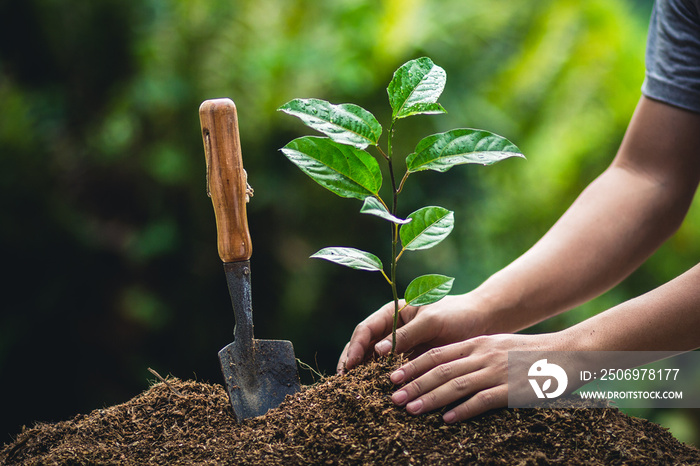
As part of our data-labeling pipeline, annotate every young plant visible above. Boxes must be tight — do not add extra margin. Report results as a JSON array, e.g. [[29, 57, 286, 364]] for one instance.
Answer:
[[278, 57, 524, 357]]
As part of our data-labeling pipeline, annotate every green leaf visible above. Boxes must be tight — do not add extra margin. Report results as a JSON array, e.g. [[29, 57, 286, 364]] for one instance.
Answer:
[[388, 57, 447, 120], [400, 206, 454, 251], [406, 128, 524, 173], [278, 98, 382, 149], [404, 274, 454, 306], [360, 197, 412, 224], [311, 247, 383, 272], [281, 136, 382, 200]]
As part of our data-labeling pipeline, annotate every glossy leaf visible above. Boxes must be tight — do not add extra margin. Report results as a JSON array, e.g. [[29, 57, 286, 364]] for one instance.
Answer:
[[360, 197, 412, 224], [388, 57, 447, 120], [406, 129, 524, 173], [278, 98, 382, 149], [400, 206, 454, 251], [404, 274, 454, 306], [311, 247, 383, 272], [281, 136, 382, 200]]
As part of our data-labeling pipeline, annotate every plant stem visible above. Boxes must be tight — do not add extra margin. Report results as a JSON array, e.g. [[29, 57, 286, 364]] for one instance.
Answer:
[[380, 269, 392, 285], [376, 145, 390, 162], [395, 247, 406, 263], [390, 223, 399, 358], [387, 121, 400, 357], [397, 171, 410, 194]]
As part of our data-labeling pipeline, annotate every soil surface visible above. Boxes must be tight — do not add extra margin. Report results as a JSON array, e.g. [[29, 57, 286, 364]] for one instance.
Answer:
[[2, 357, 699, 465]]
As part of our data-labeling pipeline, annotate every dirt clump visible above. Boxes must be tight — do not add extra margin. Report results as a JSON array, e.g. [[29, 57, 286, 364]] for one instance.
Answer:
[[2, 357, 699, 465]]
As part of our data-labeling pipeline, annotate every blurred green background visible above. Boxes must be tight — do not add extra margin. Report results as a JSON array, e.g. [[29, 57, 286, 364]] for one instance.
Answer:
[[3, 0, 699, 446]]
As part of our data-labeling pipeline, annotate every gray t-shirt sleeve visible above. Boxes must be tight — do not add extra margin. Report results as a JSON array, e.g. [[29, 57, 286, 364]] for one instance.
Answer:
[[642, 0, 700, 113]]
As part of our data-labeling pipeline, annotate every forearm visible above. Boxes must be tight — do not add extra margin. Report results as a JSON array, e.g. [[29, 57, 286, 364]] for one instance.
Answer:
[[470, 97, 700, 335], [563, 261, 700, 352], [472, 164, 688, 333]]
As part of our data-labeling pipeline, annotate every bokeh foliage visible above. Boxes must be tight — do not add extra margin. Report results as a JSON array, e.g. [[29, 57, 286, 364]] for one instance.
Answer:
[[3, 0, 698, 445]]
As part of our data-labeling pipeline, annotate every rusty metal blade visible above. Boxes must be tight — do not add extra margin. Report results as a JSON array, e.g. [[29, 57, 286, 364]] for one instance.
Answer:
[[219, 261, 300, 421], [219, 339, 300, 420]]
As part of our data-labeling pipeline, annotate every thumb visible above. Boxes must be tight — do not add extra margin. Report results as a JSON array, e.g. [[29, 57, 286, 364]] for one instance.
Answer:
[[374, 338, 392, 356], [374, 318, 430, 356]]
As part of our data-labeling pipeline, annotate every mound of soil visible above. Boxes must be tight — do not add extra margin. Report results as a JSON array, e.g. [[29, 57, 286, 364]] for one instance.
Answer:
[[2, 357, 699, 465]]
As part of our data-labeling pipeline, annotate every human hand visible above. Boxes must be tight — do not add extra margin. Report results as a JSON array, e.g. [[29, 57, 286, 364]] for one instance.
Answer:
[[389, 333, 561, 423], [336, 293, 485, 374]]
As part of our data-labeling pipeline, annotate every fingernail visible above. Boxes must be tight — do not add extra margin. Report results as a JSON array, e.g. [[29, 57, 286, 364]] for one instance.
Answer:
[[444, 411, 457, 423], [406, 399, 423, 414], [390, 369, 405, 384], [375, 340, 391, 355], [392, 390, 407, 405]]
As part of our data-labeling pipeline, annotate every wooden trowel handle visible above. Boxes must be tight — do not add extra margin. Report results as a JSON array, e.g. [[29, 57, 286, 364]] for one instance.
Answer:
[[199, 98, 252, 262]]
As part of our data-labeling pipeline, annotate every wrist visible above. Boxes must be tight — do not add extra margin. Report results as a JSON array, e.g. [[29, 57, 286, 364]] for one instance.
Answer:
[[466, 278, 527, 335]]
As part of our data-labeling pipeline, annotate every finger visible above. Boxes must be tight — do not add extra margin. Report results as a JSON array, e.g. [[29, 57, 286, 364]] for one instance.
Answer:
[[391, 350, 482, 407], [337, 304, 395, 373], [370, 301, 416, 356], [443, 385, 508, 423], [390, 341, 474, 385], [402, 366, 491, 415], [336, 342, 351, 374], [400, 363, 504, 417], [373, 304, 433, 356]]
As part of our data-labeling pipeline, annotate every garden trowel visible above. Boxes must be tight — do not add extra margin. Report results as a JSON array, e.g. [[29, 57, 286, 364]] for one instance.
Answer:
[[199, 98, 300, 422]]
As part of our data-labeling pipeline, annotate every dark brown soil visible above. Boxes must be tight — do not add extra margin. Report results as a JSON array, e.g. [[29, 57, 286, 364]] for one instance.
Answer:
[[2, 357, 699, 465]]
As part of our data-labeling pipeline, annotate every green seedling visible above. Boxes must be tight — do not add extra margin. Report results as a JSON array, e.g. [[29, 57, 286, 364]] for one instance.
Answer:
[[279, 57, 524, 357]]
